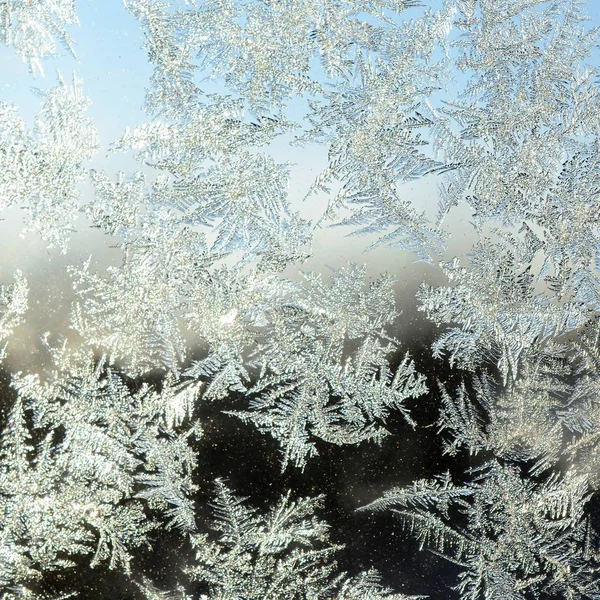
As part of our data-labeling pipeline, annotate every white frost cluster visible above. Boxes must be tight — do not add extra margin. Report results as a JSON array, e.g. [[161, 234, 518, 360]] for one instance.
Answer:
[[1, 0, 600, 599]]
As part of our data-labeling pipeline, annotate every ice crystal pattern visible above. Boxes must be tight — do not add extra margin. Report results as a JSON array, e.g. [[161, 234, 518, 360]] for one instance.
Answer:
[[0, 0, 78, 75], [136, 480, 416, 600], [1, 0, 600, 599]]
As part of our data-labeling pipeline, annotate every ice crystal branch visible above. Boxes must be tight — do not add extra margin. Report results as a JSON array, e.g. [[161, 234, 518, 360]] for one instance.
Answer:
[[418, 236, 588, 382], [0, 270, 27, 361], [0, 345, 201, 592], [0, 0, 79, 76], [138, 480, 418, 600], [231, 264, 427, 469], [434, 0, 600, 226], [362, 462, 600, 600], [0, 74, 97, 251], [1, 0, 600, 598]]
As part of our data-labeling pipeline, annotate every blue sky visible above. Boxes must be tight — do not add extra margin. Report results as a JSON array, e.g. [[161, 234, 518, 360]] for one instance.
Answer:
[[0, 0, 598, 364], [1, 0, 599, 277], [2, 0, 600, 150], [0, 1, 152, 148]]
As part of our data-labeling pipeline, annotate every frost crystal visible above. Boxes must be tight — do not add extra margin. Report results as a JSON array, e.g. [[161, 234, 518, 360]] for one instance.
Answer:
[[232, 265, 427, 469], [1, 346, 201, 593], [137, 480, 417, 600], [0, 0, 78, 76], [418, 237, 588, 382], [0, 74, 97, 251], [0, 270, 27, 359], [2, 0, 600, 598], [362, 462, 600, 599]]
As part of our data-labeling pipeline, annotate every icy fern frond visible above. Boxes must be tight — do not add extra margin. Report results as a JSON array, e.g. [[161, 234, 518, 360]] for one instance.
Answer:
[[0, 345, 201, 589], [334, 344, 427, 427], [260, 264, 399, 350], [362, 461, 600, 600], [1, 416, 122, 587], [418, 237, 589, 382], [486, 364, 566, 469], [258, 490, 331, 553], [134, 430, 201, 532], [298, 5, 455, 260], [0, 0, 78, 76], [547, 317, 600, 485], [88, 504, 153, 572], [0, 270, 27, 362], [116, 96, 288, 174], [126, 0, 454, 261], [143, 481, 414, 600], [0, 396, 33, 479], [173, 151, 311, 265], [76, 165, 310, 375], [230, 265, 426, 469], [0, 74, 97, 250], [29, 345, 202, 530], [359, 471, 471, 519], [116, 105, 310, 269], [124, 0, 202, 119], [437, 379, 488, 457], [186, 482, 339, 599], [436, 342, 578, 472], [184, 345, 249, 402], [535, 145, 600, 309], [72, 171, 213, 375], [336, 570, 424, 600], [436, 338, 600, 476], [304, 85, 446, 257], [127, 0, 425, 115], [435, 0, 600, 226], [70, 255, 188, 376], [208, 479, 264, 549]]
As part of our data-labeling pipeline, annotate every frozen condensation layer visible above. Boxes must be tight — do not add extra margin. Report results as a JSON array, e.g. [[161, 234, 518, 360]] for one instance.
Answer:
[[0, 1, 599, 599]]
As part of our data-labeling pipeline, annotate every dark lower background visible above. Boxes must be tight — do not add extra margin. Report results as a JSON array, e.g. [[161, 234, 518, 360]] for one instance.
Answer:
[[0, 263, 563, 600], [5, 324, 477, 600]]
